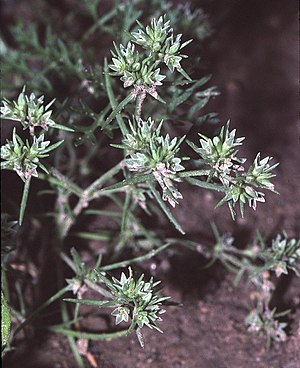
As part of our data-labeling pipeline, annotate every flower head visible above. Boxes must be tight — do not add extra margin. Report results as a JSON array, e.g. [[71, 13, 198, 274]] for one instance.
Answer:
[[120, 117, 186, 206]]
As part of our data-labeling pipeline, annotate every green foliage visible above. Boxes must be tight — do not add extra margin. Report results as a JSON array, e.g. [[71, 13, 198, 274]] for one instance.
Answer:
[[132, 16, 192, 74], [115, 117, 186, 207], [188, 122, 278, 218], [1, 291, 11, 352], [0, 1, 291, 365], [111, 15, 191, 88], [1, 87, 55, 133], [1, 88, 68, 224], [259, 233, 300, 277], [245, 275, 288, 348], [199, 226, 299, 347], [63, 247, 170, 347], [1, 128, 63, 180], [105, 15, 194, 126], [109, 268, 168, 342]]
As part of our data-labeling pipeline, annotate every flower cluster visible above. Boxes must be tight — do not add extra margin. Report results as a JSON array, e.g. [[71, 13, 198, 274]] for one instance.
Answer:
[[132, 16, 192, 74], [190, 122, 245, 184], [1, 128, 63, 180], [110, 42, 165, 90], [245, 272, 288, 347], [93, 267, 169, 347], [1, 87, 55, 135], [1, 87, 69, 225], [245, 305, 287, 344], [188, 122, 278, 218], [109, 16, 191, 100], [117, 117, 187, 207], [246, 153, 278, 191], [64, 251, 171, 348], [261, 234, 300, 277]]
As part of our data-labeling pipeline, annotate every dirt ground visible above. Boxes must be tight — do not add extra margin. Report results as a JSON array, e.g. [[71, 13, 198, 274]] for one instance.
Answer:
[[2, 0, 299, 367]]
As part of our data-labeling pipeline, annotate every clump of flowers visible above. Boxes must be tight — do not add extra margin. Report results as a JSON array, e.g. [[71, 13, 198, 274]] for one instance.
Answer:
[[188, 122, 278, 218], [1, 87, 73, 136], [109, 267, 169, 347], [109, 15, 192, 113], [245, 273, 288, 348], [66, 267, 170, 348], [115, 117, 187, 207], [1, 87, 55, 135], [1, 87, 70, 225], [259, 233, 300, 277], [1, 128, 63, 181], [205, 227, 299, 347]]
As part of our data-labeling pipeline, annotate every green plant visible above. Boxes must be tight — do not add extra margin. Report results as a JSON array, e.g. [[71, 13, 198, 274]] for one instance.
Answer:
[[65, 266, 169, 348], [1, 88, 71, 225], [1, 1, 294, 366], [1, 291, 11, 353], [195, 226, 299, 348], [187, 122, 278, 218]]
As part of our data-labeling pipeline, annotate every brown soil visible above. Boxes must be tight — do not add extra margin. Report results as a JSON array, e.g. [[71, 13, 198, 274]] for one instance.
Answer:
[[2, 0, 299, 367]]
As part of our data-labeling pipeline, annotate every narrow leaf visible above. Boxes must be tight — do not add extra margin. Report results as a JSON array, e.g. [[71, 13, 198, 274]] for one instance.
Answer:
[[148, 182, 185, 234], [101, 173, 156, 192], [64, 298, 118, 308]]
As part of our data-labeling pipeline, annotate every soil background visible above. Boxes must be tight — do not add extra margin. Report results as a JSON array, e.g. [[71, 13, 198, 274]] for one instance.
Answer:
[[2, 0, 300, 367]]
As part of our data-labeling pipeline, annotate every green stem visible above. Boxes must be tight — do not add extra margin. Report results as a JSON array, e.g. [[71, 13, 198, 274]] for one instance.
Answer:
[[121, 190, 131, 233], [185, 177, 225, 192], [178, 169, 210, 178], [59, 161, 122, 238], [109, 194, 164, 248], [38, 170, 83, 197], [19, 177, 31, 226], [103, 92, 134, 132], [1, 268, 10, 302], [49, 326, 129, 340], [100, 243, 170, 271], [15, 281, 26, 316], [61, 301, 85, 368], [86, 160, 123, 199], [81, 7, 117, 42], [103, 58, 131, 134], [13, 285, 72, 336], [100, 173, 155, 193], [148, 182, 185, 235]]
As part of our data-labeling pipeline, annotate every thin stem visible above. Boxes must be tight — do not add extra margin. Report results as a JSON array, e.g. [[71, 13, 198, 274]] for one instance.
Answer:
[[39, 169, 83, 197], [100, 243, 170, 271], [86, 160, 123, 199], [49, 326, 129, 340], [59, 161, 123, 238], [103, 92, 134, 132], [109, 193, 164, 248], [148, 182, 185, 235], [15, 281, 26, 316], [62, 302, 85, 368], [121, 190, 131, 233], [134, 90, 146, 120], [19, 177, 31, 226], [185, 177, 225, 192], [100, 173, 155, 193], [104, 58, 130, 135], [81, 7, 117, 42], [13, 285, 72, 336], [178, 169, 210, 178], [84, 279, 113, 299]]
